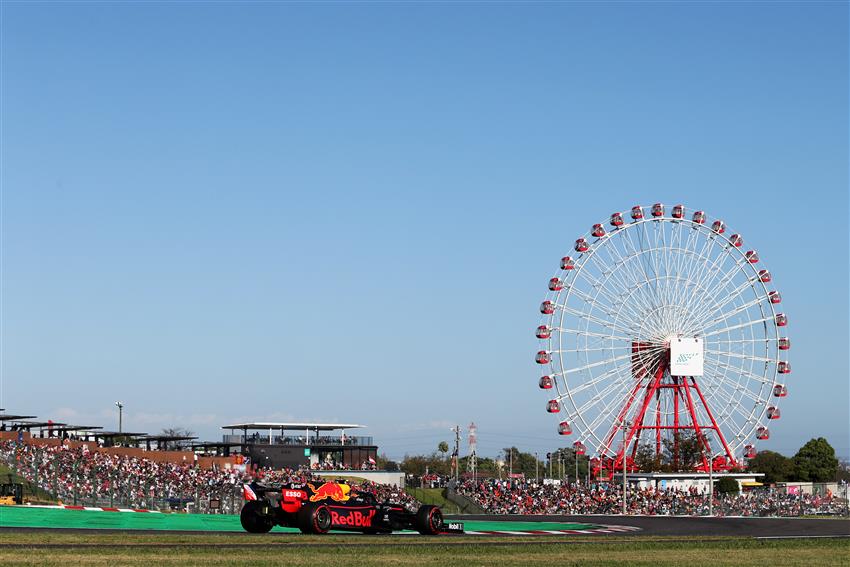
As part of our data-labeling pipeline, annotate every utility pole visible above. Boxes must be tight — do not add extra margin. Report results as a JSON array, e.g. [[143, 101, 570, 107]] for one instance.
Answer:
[[705, 430, 714, 517], [534, 452, 538, 481], [708, 453, 714, 517], [115, 401, 124, 434], [509, 448, 513, 477], [547, 452, 552, 479], [451, 426, 460, 483], [622, 421, 629, 516], [575, 450, 579, 486]]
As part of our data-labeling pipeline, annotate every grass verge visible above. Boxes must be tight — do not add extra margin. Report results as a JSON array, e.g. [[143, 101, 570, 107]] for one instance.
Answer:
[[406, 487, 461, 513], [0, 464, 56, 504], [0, 532, 846, 566]]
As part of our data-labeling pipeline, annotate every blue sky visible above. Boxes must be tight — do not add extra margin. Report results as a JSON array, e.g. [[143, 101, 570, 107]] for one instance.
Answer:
[[2, 1, 847, 461]]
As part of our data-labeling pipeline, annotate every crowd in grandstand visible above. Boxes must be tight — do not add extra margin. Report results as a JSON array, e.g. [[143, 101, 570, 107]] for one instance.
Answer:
[[458, 478, 848, 516], [0, 440, 244, 510], [310, 459, 378, 471], [2, 440, 845, 517], [0, 440, 408, 512]]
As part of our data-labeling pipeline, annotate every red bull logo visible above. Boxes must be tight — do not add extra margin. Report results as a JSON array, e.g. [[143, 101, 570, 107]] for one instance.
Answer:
[[330, 509, 375, 527], [307, 482, 350, 503]]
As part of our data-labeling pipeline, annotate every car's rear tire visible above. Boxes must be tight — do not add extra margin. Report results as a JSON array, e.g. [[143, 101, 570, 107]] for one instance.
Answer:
[[414, 505, 443, 535], [298, 503, 332, 534], [240, 501, 274, 534]]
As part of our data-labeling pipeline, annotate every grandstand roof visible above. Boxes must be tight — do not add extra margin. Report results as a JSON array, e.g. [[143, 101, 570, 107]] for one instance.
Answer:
[[49, 425, 104, 432], [0, 414, 37, 421], [6, 421, 67, 429], [221, 422, 365, 431], [92, 431, 148, 438]]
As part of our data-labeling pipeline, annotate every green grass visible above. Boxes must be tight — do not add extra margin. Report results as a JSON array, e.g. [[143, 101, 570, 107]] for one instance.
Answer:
[[406, 487, 461, 513], [0, 531, 846, 566]]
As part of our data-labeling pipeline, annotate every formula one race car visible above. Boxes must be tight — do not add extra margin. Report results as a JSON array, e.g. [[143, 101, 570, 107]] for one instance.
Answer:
[[239, 479, 464, 535]]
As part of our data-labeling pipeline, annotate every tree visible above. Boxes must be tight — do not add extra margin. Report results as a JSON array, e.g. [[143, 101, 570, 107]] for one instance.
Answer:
[[160, 427, 194, 451], [793, 438, 839, 482], [551, 447, 589, 481], [633, 443, 663, 472], [438, 441, 449, 459], [716, 477, 739, 494], [747, 450, 794, 484], [400, 453, 450, 476], [662, 432, 703, 471], [501, 447, 542, 478], [375, 453, 397, 471]]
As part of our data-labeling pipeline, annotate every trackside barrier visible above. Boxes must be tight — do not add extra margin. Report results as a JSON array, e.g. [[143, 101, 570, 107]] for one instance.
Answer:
[[446, 482, 488, 515]]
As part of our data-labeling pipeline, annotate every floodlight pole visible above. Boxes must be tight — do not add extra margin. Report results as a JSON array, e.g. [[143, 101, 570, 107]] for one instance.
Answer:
[[115, 402, 124, 434], [535, 452, 539, 481]]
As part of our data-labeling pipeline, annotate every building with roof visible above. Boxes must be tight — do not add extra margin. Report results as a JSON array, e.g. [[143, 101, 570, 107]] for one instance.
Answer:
[[221, 422, 378, 470]]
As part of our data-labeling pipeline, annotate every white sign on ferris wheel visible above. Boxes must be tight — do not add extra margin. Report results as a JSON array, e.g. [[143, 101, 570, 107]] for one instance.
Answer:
[[670, 337, 704, 376]]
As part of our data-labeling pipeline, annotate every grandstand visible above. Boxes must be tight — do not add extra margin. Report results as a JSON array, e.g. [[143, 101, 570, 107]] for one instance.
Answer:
[[221, 422, 378, 471]]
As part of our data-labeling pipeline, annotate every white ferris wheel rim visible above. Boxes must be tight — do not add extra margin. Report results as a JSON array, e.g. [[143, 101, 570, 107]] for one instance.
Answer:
[[538, 205, 788, 461]]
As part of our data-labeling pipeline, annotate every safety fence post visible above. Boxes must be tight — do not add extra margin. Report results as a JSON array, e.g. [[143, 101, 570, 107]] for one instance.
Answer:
[[72, 462, 78, 506]]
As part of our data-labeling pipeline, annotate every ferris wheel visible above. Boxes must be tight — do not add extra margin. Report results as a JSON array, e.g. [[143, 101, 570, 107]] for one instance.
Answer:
[[535, 203, 790, 476]]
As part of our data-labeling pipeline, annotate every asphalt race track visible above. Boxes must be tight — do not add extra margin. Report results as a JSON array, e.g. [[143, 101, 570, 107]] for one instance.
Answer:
[[454, 514, 850, 538]]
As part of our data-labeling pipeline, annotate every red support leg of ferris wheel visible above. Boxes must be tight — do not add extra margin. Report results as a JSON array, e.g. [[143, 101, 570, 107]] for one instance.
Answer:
[[594, 350, 739, 480]]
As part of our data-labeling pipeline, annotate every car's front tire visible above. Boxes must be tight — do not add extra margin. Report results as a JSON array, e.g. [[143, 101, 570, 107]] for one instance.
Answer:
[[240, 501, 274, 534], [414, 505, 443, 535]]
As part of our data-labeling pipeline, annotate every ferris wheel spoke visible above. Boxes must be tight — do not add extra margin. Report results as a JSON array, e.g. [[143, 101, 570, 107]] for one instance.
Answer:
[[690, 267, 763, 329], [700, 296, 770, 334], [701, 364, 768, 405], [704, 349, 773, 364], [560, 304, 640, 337], [693, 379, 758, 436], [566, 285, 625, 322], [702, 316, 772, 337], [608, 228, 657, 308], [573, 269, 649, 327], [557, 345, 634, 353], [587, 245, 658, 316], [579, 372, 652, 437], [560, 327, 634, 342], [703, 355, 771, 387], [679, 233, 738, 307], [704, 388, 763, 436], [564, 357, 642, 397], [680, 247, 737, 324], [622, 224, 664, 306], [563, 346, 664, 377], [685, 266, 746, 328], [689, 278, 757, 328]]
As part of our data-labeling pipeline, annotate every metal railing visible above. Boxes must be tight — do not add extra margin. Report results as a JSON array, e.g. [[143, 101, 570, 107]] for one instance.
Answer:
[[222, 434, 373, 446]]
